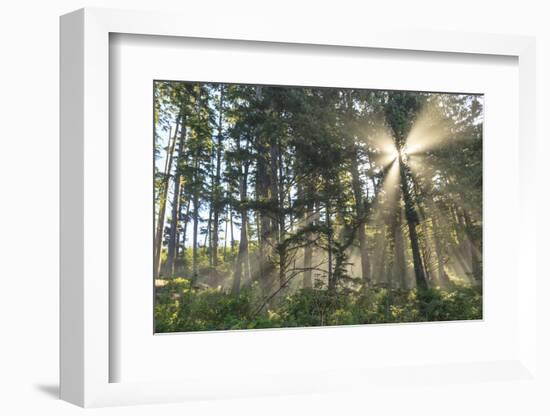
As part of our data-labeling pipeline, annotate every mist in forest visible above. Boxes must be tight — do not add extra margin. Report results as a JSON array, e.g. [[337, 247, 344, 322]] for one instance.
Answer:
[[154, 81, 483, 333]]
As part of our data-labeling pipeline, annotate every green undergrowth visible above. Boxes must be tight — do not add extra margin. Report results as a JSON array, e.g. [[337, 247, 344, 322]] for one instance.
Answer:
[[154, 278, 482, 333]]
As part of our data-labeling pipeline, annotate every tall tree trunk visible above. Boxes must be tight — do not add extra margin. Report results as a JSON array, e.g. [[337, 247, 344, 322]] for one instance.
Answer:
[[180, 198, 191, 266], [269, 140, 280, 244], [191, 157, 200, 285], [257, 177, 271, 288], [232, 138, 250, 295], [411, 172, 448, 287], [463, 208, 482, 282], [374, 230, 388, 285], [174, 184, 182, 272], [448, 203, 472, 280], [203, 206, 212, 251], [205, 133, 215, 266], [350, 152, 371, 284], [451, 203, 468, 263], [288, 192, 294, 232], [165, 123, 186, 276], [325, 184, 334, 291], [398, 154, 427, 289], [223, 208, 229, 261], [411, 182, 436, 287], [230, 205, 235, 252], [431, 215, 448, 286], [286, 162, 294, 232], [154, 117, 180, 278], [225, 160, 235, 257], [275, 138, 287, 290], [278, 139, 286, 238], [232, 221, 248, 295], [173, 183, 184, 276], [369, 160, 385, 285], [255, 86, 273, 289], [212, 87, 224, 267], [176, 181, 186, 259], [302, 187, 313, 289], [245, 219, 253, 282], [390, 208, 407, 288]]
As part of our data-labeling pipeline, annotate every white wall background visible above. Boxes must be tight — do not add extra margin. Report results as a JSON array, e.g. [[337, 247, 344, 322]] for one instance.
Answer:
[[0, 1, 548, 415]]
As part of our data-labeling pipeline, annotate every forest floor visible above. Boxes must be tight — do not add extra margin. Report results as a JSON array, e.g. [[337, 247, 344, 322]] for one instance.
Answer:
[[154, 277, 482, 333]]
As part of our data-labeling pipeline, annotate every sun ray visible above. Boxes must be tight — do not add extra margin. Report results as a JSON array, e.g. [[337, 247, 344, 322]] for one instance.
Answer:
[[406, 166, 480, 284], [404, 95, 455, 156], [364, 158, 403, 286], [407, 152, 480, 217], [368, 159, 400, 223], [364, 113, 399, 168]]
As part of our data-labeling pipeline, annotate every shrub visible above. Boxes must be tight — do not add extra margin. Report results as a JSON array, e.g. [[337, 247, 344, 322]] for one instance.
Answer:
[[154, 279, 482, 332]]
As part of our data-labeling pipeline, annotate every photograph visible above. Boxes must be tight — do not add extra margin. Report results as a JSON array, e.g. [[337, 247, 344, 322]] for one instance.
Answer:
[[153, 81, 483, 333]]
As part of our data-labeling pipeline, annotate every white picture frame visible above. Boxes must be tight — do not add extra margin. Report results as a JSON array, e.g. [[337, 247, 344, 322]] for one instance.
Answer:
[[60, 7, 538, 408]]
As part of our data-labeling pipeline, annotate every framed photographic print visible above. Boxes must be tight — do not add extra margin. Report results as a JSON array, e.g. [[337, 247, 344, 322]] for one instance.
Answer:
[[60, 7, 538, 408], [152, 80, 483, 334]]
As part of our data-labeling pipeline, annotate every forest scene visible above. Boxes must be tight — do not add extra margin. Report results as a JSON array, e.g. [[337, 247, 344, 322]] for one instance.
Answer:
[[154, 81, 483, 333]]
